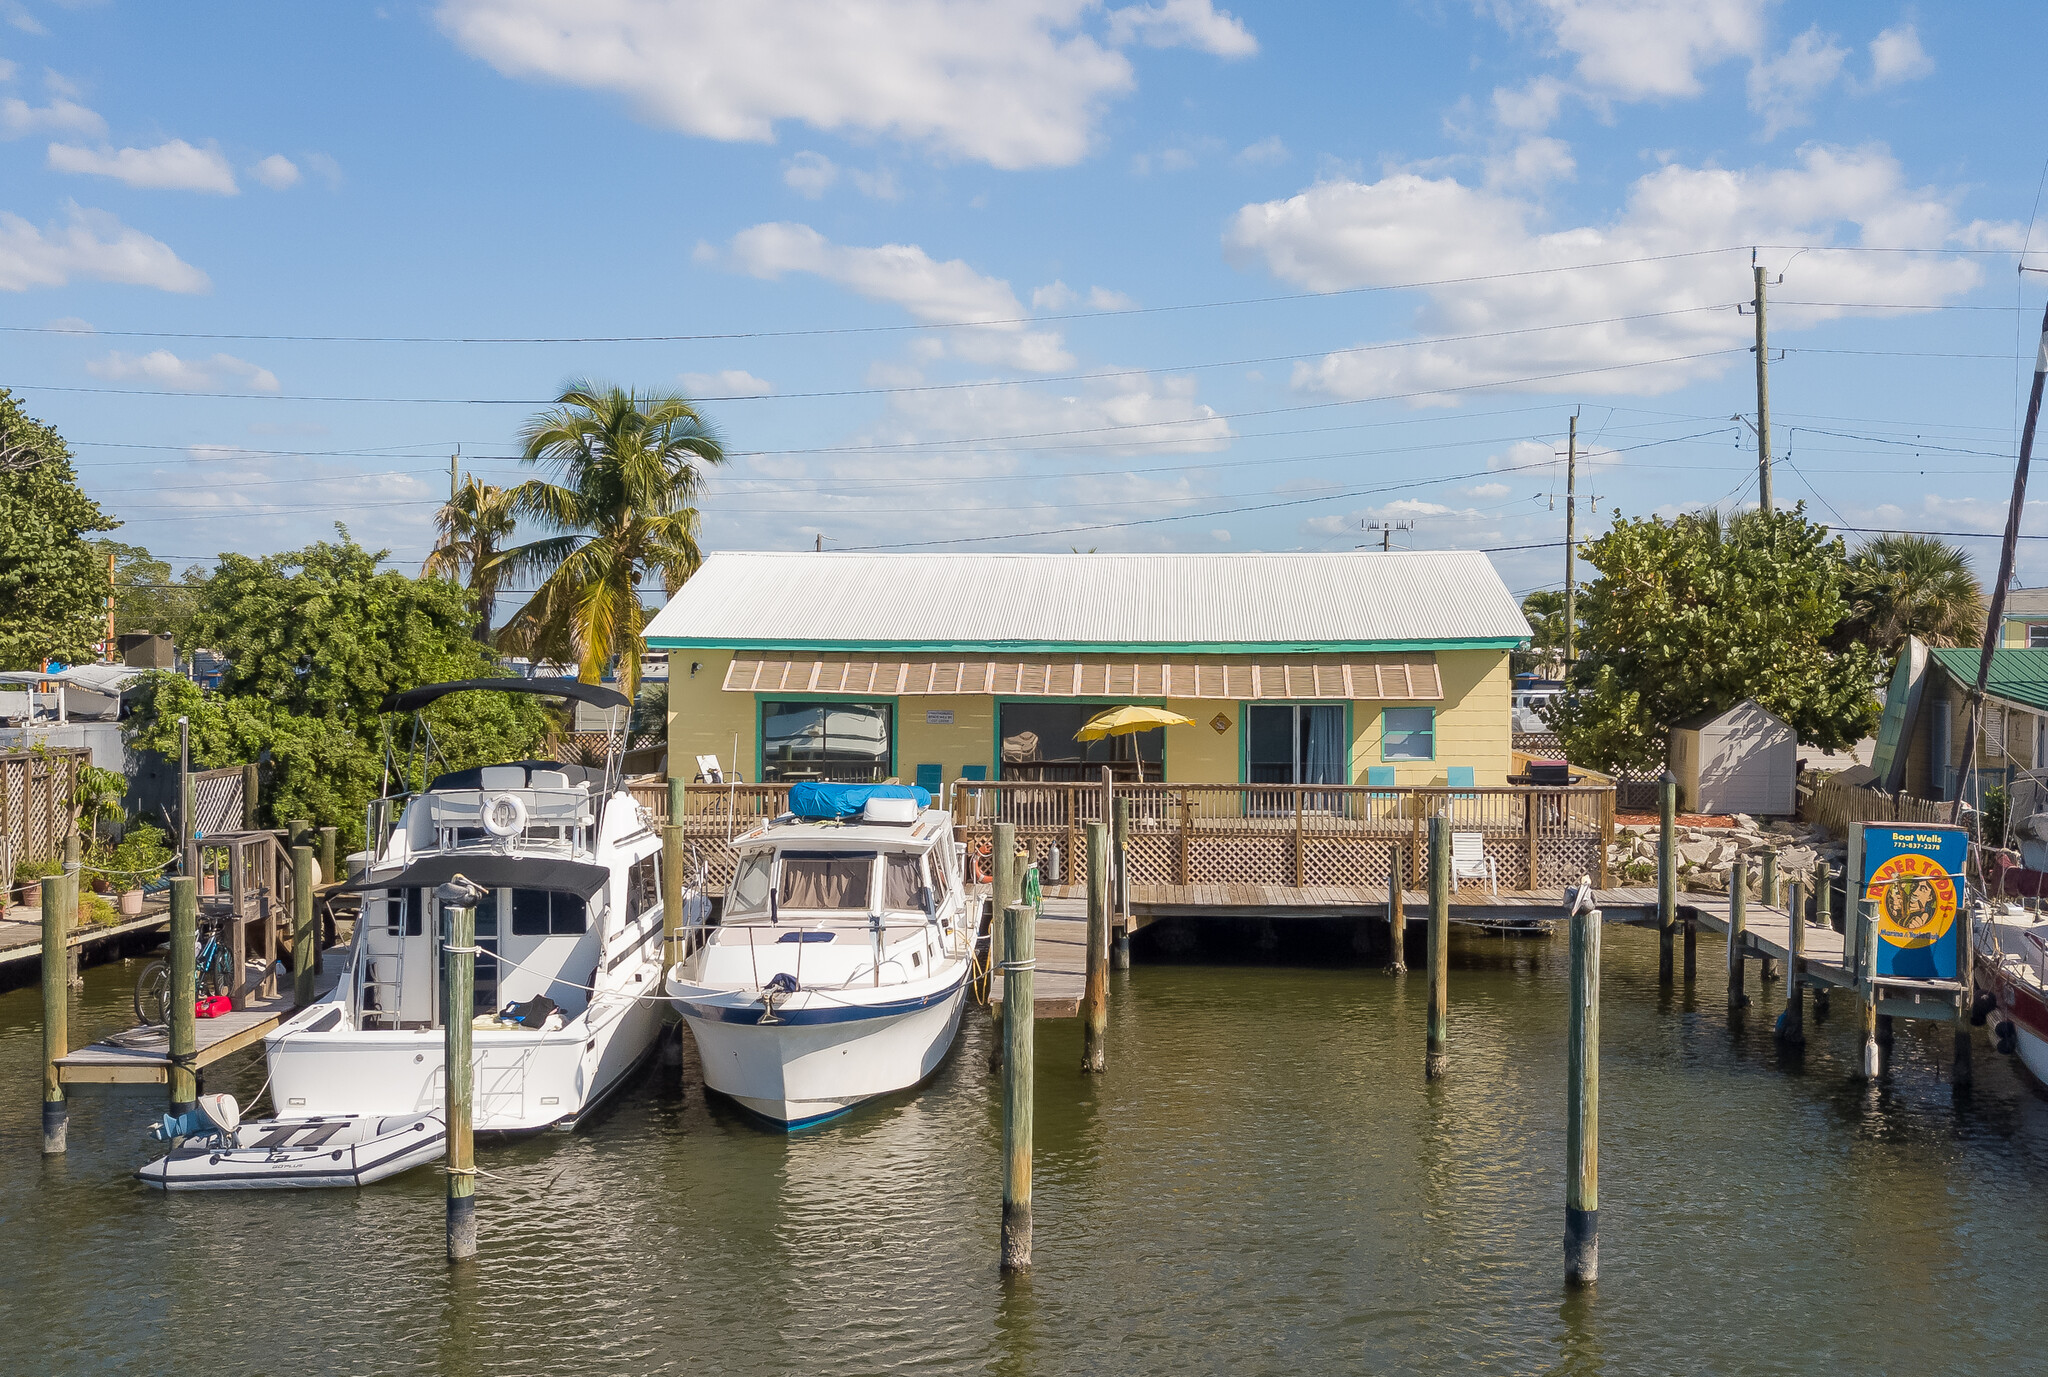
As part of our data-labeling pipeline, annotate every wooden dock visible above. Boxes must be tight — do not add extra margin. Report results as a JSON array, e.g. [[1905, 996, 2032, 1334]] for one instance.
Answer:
[[53, 948, 345, 1085], [0, 900, 171, 972], [1672, 893, 1964, 1019], [988, 896, 1089, 1019]]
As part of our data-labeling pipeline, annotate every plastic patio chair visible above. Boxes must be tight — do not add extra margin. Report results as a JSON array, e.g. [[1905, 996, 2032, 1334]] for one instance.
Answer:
[[1451, 831, 1497, 894]]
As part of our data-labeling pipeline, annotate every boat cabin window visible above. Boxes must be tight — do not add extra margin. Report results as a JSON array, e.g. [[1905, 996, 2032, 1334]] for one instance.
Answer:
[[728, 852, 773, 916], [779, 852, 874, 910], [511, 888, 588, 936], [883, 853, 927, 911], [383, 887, 424, 937], [627, 852, 661, 921]]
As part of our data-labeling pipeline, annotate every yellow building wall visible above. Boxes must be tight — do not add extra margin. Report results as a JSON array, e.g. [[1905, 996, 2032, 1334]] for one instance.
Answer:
[[664, 648, 1513, 786]]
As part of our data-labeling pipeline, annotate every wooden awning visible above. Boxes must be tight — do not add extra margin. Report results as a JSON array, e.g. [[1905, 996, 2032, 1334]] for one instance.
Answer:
[[722, 653, 1441, 701]]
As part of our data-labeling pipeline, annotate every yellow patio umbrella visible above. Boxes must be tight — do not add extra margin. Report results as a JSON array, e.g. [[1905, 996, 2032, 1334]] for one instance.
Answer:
[[1074, 705, 1196, 783]]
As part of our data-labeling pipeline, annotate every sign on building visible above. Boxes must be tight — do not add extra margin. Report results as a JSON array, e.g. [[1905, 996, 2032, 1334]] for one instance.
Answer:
[[1850, 823, 1967, 980]]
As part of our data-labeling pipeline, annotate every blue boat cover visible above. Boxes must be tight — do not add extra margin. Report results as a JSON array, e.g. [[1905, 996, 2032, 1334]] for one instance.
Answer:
[[788, 781, 932, 819]]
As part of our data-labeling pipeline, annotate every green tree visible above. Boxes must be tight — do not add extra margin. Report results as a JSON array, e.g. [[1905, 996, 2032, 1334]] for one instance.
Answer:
[[94, 539, 212, 645], [1545, 505, 1882, 771], [126, 530, 555, 847], [0, 389, 116, 669], [499, 382, 725, 697], [1835, 532, 1984, 658], [422, 477, 519, 642]]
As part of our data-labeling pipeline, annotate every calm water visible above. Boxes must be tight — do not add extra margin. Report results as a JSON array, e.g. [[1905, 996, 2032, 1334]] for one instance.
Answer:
[[5, 923, 2048, 1375]]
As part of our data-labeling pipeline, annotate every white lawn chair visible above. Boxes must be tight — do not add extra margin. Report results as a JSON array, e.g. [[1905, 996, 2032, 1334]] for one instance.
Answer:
[[694, 754, 724, 784], [1451, 832, 1497, 895]]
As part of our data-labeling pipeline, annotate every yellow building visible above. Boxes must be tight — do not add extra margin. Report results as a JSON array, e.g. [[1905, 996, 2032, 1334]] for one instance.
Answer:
[[643, 551, 1531, 791]]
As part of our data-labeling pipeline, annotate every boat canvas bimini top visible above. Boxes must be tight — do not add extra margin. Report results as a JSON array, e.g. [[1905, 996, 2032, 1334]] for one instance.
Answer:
[[666, 782, 974, 1130]]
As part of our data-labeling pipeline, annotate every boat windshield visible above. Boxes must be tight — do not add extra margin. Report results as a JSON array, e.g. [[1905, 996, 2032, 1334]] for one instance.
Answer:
[[883, 852, 926, 912], [729, 852, 773, 916], [779, 852, 874, 910]]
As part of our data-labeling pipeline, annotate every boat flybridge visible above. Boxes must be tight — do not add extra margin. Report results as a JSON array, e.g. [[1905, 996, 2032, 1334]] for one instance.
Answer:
[[666, 782, 974, 1130], [262, 677, 691, 1136]]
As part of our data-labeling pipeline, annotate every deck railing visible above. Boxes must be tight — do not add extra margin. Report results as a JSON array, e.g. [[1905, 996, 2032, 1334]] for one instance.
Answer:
[[649, 776, 1614, 897]]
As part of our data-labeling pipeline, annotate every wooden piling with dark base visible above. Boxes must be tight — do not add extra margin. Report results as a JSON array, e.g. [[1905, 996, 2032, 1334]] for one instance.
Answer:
[[318, 826, 338, 888], [1854, 901, 1880, 1081], [1082, 822, 1109, 1073], [1727, 858, 1749, 1011], [40, 875, 67, 1154], [1000, 900, 1035, 1272], [1776, 878, 1806, 1047], [1111, 798, 1132, 970], [1657, 772, 1676, 984], [169, 877, 198, 1114], [1565, 898, 1600, 1287], [443, 894, 478, 1262], [1385, 844, 1407, 973], [1425, 817, 1449, 1081], [241, 762, 260, 830], [1955, 905, 1975, 1090], [291, 844, 315, 1009], [988, 823, 1017, 1071]]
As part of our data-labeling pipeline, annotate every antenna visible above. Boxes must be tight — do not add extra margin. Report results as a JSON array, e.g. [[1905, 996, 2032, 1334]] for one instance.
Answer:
[[1362, 519, 1416, 552]]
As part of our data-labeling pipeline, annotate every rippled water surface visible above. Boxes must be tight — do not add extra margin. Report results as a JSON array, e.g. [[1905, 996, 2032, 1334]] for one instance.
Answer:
[[6, 922, 2048, 1375]]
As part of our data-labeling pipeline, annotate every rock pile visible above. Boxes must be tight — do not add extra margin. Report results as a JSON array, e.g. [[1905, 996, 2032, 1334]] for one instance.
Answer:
[[1608, 814, 1843, 895]]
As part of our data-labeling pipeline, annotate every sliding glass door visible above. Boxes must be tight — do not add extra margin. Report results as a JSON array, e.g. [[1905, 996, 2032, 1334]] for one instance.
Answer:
[[1245, 704, 1346, 810]]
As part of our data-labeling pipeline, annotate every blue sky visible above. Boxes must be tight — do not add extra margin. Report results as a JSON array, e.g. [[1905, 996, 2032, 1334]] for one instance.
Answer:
[[4, 0, 2046, 604]]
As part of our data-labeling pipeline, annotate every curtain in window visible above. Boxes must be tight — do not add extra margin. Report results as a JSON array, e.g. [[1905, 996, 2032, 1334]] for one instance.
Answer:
[[883, 854, 924, 910], [1303, 706, 1345, 785], [780, 855, 874, 909]]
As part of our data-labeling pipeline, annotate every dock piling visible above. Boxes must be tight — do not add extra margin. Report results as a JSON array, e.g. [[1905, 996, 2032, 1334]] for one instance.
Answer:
[[63, 830, 82, 988], [1853, 900, 1880, 1081], [1955, 904, 1975, 1090], [169, 876, 198, 1114], [291, 844, 315, 1009], [1386, 845, 1406, 974], [988, 823, 1017, 1071], [1426, 816, 1449, 1081], [240, 761, 260, 830], [1776, 878, 1806, 1047], [442, 889, 479, 1262], [1111, 797, 1132, 970], [317, 825, 337, 887], [40, 870, 67, 1154], [1758, 850, 1779, 982], [1565, 894, 1600, 1287], [1000, 900, 1035, 1272], [1657, 771, 1676, 984], [1082, 821, 1109, 1073], [1727, 858, 1749, 1011]]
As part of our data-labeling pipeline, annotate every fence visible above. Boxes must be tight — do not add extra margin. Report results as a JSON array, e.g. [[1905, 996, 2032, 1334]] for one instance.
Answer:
[[1, 748, 89, 891], [644, 777, 1616, 897], [191, 765, 247, 837], [1799, 771, 1951, 837]]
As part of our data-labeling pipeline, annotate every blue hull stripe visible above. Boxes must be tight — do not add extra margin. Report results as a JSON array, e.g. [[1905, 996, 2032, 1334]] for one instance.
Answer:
[[675, 971, 966, 1026]]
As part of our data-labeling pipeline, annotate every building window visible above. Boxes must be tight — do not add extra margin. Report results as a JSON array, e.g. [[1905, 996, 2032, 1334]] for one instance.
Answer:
[[2030, 624, 2048, 648], [627, 852, 661, 922], [998, 701, 1160, 782], [1245, 704, 1346, 784], [1381, 707, 1435, 761], [760, 700, 893, 782]]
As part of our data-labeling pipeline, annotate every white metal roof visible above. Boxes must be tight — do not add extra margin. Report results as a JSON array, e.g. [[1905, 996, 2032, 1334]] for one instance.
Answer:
[[644, 551, 1530, 651]]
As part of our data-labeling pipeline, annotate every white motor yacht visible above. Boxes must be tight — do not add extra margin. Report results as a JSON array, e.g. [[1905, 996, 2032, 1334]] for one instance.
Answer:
[[666, 783, 973, 1130], [263, 678, 691, 1134]]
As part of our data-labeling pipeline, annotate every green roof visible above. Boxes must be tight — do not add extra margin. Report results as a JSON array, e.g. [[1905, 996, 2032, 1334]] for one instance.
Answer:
[[1929, 646, 2048, 713]]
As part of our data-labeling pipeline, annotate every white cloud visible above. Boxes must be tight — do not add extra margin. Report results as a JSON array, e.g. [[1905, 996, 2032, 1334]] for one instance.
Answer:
[[1468, 482, 1511, 498], [1746, 25, 1846, 139], [1512, 0, 1767, 101], [723, 221, 1073, 371], [0, 58, 16, 82], [1105, 0, 1255, 57], [783, 150, 837, 197], [1486, 135, 1575, 189], [48, 139, 239, 193], [302, 152, 342, 187], [681, 368, 772, 397], [1224, 143, 2007, 404], [0, 203, 208, 292], [1491, 74, 1569, 132], [1235, 135, 1288, 166], [249, 154, 300, 189], [848, 166, 898, 199], [864, 367, 1232, 456], [1086, 285, 1135, 310], [0, 92, 103, 138], [436, 0, 1255, 170], [87, 348, 279, 393], [1869, 23, 1933, 87], [1033, 281, 1136, 311]]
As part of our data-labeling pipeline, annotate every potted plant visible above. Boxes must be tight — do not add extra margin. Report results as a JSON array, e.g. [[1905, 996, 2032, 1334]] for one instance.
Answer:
[[107, 825, 172, 917], [13, 857, 60, 910]]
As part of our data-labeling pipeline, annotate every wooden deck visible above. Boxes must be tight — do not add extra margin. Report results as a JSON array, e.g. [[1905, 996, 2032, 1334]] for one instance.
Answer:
[[1673, 895, 1964, 1021], [53, 949, 346, 1085], [0, 899, 171, 970], [988, 896, 1089, 1019]]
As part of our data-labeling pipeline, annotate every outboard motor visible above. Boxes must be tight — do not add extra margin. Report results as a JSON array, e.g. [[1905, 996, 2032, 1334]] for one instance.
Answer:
[[147, 1092, 241, 1146]]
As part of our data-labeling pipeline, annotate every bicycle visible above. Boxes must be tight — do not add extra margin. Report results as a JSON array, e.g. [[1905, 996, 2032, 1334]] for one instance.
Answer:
[[134, 916, 237, 1028]]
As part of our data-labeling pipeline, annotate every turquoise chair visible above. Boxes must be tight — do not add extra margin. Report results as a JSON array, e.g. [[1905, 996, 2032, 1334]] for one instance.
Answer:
[[914, 763, 944, 793], [962, 765, 988, 781]]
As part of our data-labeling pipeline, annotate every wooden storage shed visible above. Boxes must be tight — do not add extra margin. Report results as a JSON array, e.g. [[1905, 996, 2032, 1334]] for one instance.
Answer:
[[1667, 699, 1798, 816]]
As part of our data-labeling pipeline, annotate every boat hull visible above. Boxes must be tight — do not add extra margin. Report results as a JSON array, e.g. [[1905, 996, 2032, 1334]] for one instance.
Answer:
[[1981, 943, 2048, 1086], [674, 973, 968, 1128], [137, 1114, 445, 1190]]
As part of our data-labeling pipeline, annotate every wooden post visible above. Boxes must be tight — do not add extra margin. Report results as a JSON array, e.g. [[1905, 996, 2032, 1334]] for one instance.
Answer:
[[177, 716, 193, 862], [318, 825, 337, 887], [169, 876, 198, 1114], [1727, 857, 1749, 1010], [989, 822, 1017, 1070], [63, 829, 81, 989], [1411, 806, 1425, 889], [1083, 822, 1109, 1073], [1177, 786, 1192, 886], [1777, 878, 1806, 1047], [1758, 849, 1780, 982], [668, 775, 685, 829], [1524, 792, 1540, 891], [1294, 786, 1306, 886], [241, 761, 260, 831], [1000, 899, 1035, 1272], [291, 844, 315, 1009], [1426, 816, 1450, 1080], [1595, 787, 1613, 889], [1955, 902, 1975, 1090], [1385, 844, 1407, 973], [287, 817, 313, 853], [444, 894, 478, 1262], [1565, 895, 1600, 1286], [662, 823, 687, 966], [1113, 797, 1132, 970], [1854, 900, 1880, 1081], [40, 871, 67, 1154], [1657, 771, 1676, 984]]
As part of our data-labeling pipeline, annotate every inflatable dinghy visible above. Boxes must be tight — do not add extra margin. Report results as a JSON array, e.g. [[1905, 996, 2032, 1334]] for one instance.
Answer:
[[137, 1095, 445, 1190]]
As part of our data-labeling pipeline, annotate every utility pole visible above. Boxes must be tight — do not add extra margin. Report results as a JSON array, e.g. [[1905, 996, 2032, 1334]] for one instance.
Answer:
[[1564, 412, 1577, 667], [1753, 260, 1773, 513], [450, 447, 460, 500]]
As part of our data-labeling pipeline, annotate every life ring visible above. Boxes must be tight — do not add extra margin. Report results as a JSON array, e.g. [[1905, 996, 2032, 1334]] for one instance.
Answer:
[[481, 792, 528, 838], [970, 840, 992, 884]]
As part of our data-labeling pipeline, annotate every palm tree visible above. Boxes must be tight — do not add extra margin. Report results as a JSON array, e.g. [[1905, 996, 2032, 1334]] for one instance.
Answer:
[[423, 477, 519, 642], [1836, 533, 1984, 658], [498, 382, 724, 697]]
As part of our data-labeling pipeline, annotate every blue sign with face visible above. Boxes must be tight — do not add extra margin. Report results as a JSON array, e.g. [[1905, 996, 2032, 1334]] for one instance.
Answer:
[[1859, 824, 1967, 980]]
